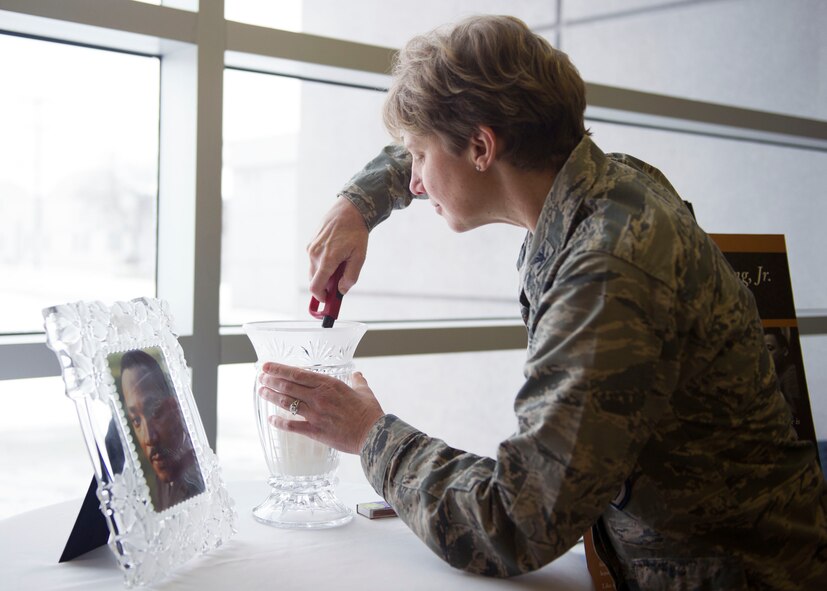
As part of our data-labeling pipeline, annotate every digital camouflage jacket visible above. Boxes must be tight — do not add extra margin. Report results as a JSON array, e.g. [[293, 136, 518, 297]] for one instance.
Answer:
[[348, 136, 827, 590]]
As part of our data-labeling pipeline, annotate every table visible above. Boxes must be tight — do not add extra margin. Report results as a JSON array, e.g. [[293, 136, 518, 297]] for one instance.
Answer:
[[0, 478, 593, 590]]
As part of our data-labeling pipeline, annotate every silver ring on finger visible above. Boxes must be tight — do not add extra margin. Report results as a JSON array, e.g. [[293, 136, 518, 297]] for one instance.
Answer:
[[289, 398, 302, 416]]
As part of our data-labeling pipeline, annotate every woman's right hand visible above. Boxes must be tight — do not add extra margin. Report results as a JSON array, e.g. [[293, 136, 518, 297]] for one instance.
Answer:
[[307, 197, 369, 302]]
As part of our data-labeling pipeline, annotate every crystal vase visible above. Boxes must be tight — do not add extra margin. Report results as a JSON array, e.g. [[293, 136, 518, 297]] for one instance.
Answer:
[[243, 320, 367, 529]]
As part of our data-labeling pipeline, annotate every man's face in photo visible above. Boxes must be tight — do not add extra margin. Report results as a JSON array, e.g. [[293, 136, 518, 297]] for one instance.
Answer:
[[121, 364, 190, 484], [764, 332, 786, 370]]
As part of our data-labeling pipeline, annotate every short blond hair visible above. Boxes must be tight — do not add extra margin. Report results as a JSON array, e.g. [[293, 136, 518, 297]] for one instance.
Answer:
[[384, 15, 589, 171]]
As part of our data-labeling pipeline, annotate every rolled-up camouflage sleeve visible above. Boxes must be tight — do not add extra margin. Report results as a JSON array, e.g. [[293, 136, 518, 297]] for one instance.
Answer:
[[339, 144, 422, 230], [360, 251, 676, 577]]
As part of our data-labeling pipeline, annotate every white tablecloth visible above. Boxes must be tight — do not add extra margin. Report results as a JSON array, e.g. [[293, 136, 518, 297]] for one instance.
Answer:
[[0, 478, 593, 590]]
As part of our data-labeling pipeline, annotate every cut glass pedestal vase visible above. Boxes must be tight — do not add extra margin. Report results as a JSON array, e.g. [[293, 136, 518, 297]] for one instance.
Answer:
[[243, 321, 367, 529]]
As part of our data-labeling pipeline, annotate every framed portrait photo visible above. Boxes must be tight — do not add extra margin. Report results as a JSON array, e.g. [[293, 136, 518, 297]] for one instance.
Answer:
[[108, 346, 207, 513], [43, 298, 236, 587]]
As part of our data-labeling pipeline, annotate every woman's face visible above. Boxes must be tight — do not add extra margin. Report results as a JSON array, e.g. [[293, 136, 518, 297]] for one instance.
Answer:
[[122, 366, 190, 483], [404, 131, 489, 232]]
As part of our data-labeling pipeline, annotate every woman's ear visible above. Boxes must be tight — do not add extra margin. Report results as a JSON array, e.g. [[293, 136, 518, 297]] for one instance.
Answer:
[[469, 125, 497, 172]]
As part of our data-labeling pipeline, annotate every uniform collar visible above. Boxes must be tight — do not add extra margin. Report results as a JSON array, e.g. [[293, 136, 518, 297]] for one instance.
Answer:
[[518, 136, 609, 270]]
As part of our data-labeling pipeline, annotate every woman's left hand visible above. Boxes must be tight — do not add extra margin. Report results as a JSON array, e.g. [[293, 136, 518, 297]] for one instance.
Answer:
[[257, 362, 385, 454]]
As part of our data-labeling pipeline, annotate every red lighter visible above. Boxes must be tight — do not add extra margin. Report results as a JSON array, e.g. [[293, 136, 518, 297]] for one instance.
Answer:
[[309, 262, 345, 328]]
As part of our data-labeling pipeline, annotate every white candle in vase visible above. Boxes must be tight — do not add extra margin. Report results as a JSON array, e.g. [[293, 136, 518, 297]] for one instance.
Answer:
[[267, 406, 338, 477]]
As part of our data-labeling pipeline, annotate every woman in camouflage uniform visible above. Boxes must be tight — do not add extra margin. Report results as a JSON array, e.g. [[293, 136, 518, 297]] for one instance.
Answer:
[[258, 15, 827, 590]]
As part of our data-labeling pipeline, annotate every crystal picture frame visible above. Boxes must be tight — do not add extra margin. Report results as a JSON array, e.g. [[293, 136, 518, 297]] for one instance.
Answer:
[[43, 297, 236, 587]]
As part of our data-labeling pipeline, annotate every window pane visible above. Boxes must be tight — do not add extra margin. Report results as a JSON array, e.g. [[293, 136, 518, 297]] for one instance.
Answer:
[[585, 120, 827, 311], [225, 0, 557, 48], [221, 69, 524, 325], [800, 335, 827, 441], [0, 377, 90, 519], [0, 35, 160, 334], [562, 0, 826, 119]]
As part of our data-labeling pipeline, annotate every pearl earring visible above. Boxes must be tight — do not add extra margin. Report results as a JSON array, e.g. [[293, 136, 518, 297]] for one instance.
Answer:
[[475, 165, 481, 172]]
